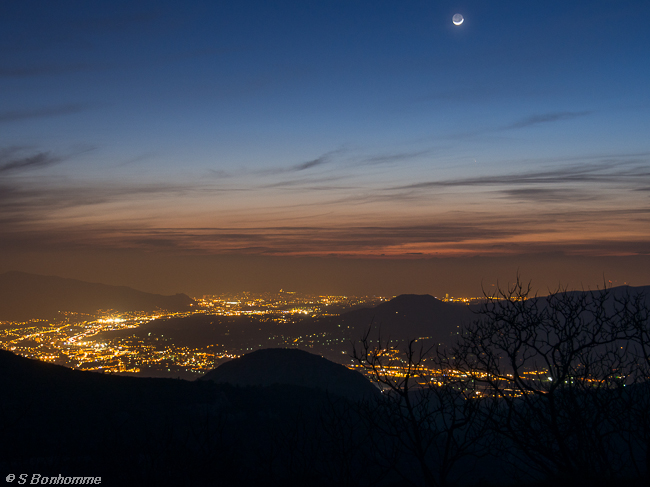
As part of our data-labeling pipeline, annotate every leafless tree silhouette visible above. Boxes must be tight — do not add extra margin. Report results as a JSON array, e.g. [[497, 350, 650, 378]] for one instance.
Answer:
[[352, 328, 491, 487], [610, 289, 650, 481], [450, 279, 647, 483]]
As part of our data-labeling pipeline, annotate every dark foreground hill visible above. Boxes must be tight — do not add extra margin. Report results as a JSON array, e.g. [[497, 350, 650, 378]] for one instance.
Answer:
[[2, 343, 646, 486], [0, 271, 194, 320], [201, 348, 380, 401], [0, 348, 384, 486]]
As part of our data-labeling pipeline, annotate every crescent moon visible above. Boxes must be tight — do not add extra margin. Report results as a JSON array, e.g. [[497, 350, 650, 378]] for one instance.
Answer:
[[452, 14, 464, 26]]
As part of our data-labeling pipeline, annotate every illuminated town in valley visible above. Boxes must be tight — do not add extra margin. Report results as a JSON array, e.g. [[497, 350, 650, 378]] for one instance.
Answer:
[[0, 291, 489, 382]]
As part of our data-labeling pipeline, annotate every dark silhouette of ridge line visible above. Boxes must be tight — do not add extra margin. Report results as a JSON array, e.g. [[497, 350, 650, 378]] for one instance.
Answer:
[[333, 293, 474, 345], [200, 347, 380, 401], [0, 271, 195, 320]]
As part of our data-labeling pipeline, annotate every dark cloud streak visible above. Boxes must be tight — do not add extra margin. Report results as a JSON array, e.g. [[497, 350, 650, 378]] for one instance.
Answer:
[[0, 152, 61, 174], [261, 175, 349, 190], [293, 156, 329, 171], [360, 149, 432, 165], [0, 64, 92, 77], [448, 111, 594, 140], [2, 219, 649, 257], [0, 223, 521, 254], [392, 159, 650, 192], [0, 177, 247, 227], [499, 188, 600, 203], [259, 149, 345, 176], [505, 111, 592, 130], [0, 104, 88, 123]]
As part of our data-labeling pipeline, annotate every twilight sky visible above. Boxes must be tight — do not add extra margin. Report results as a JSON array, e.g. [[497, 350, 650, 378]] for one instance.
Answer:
[[1, 1, 649, 296]]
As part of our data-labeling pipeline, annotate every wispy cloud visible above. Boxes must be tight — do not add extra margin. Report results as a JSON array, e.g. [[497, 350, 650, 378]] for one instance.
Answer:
[[2, 213, 649, 257], [0, 152, 62, 174], [255, 147, 435, 191], [0, 64, 92, 78], [261, 175, 350, 190], [359, 149, 432, 166], [1, 141, 648, 258], [293, 155, 330, 171], [498, 188, 600, 203], [449, 111, 594, 140], [259, 149, 346, 176], [206, 169, 234, 179], [0, 104, 88, 123], [115, 152, 159, 167], [0, 176, 248, 228], [0, 222, 520, 254], [504, 111, 592, 130], [0, 146, 97, 175], [391, 157, 650, 191]]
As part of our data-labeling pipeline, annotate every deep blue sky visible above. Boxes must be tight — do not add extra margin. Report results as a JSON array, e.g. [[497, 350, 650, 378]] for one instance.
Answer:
[[1, 1, 649, 295]]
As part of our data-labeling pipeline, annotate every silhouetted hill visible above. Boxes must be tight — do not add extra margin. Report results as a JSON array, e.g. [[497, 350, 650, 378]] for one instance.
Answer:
[[557, 284, 650, 309], [107, 313, 276, 349], [0, 271, 195, 320], [0, 348, 378, 486], [475, 284, 650, 320], [201, 348, 379, 400], [327, 293, 474, 345]]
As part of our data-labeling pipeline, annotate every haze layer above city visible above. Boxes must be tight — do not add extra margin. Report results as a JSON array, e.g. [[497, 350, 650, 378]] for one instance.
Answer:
[[1, 1, 649, 297]]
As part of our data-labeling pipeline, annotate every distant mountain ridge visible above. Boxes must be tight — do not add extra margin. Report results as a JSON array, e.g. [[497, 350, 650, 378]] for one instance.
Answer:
[[307, 293, 475, 348], [346, 293, 472, 333], [0, 271, 194, 320]]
